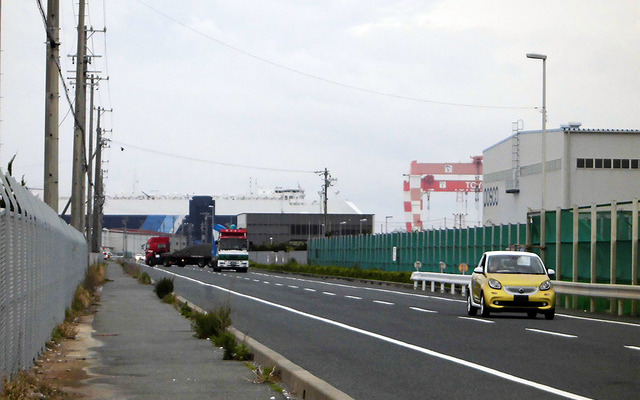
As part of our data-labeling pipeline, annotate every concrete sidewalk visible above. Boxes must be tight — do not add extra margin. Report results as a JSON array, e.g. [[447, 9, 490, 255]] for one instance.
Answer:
[[86, 262, 285, 400]]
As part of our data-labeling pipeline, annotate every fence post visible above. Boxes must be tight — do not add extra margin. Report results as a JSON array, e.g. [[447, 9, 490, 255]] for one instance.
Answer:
[[590, 203, 597, 312], [572, 205, 579, 309], [610, 201, 617, 314], [632, 199, 638, 316]]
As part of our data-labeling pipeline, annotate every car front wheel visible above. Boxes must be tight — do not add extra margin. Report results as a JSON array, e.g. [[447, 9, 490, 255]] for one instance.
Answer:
[[544, 309, 555, 320], [467, 293, 478, 316], [480, 294, 491, 317]]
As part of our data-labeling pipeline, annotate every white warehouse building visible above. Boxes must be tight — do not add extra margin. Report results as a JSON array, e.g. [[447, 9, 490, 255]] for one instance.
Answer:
[[482, 123, 640, 225]]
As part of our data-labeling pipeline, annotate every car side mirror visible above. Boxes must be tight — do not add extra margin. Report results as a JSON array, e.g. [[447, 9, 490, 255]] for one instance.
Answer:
[[473, 266, 484, 274], [547, 269, 556, 279]]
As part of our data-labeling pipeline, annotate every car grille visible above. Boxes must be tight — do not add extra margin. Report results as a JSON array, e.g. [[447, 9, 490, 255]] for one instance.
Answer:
[[504, 286, 538, 295]]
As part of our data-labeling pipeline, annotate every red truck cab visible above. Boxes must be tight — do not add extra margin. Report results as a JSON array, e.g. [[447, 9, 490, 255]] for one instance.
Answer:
[[146, 236, 170, 265]]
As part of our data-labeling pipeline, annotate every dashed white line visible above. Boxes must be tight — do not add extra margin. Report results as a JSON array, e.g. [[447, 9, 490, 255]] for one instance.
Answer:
[[373, 300, 394, 305], [288, 285, 299, 289], [410, 307, 438, 314], [458, 317, 494, 324], [624, 345, 640, 351], [526, 328, 577, 339], [304, 288, 317, 292], [275, 283, 284, 287], [263, 281, 270, 284], [345, 295, 362, 300], [323, 292, 336, 296], [159, 269, 593, 400]]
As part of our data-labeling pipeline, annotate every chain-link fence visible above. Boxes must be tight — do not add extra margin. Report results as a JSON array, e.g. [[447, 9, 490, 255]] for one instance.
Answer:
[[0, 169, 88, 378]]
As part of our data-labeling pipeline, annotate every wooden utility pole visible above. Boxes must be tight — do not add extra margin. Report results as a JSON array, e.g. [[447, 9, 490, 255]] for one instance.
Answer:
[[44, 0, 60, 211], [86, 76, 95, 241], [71, 0, 87, 232]]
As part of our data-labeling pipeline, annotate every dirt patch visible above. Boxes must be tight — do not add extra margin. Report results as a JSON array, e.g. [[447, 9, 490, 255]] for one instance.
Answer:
[[30, 314, 118, 399]]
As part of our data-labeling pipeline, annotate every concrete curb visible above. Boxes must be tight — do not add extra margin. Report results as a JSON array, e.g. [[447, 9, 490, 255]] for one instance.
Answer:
[[175, 295, 354, 400]]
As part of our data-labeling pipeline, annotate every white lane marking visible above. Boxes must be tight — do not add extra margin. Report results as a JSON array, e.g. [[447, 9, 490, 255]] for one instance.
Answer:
[[244, 277, 251, 280], [253, 279, 260, 282], [263, 281, 270, 284], [250, 271, 465, 303], [526, 328, 577, 339], [410, 307, 438, 314], [558, 313, 640, 328], [373, 300, 394, 305], [304, 288, 316, 292], [288, 285, 299, 289], [160, 269, 592, 400], [458, 317, 494, 324], [345, 295, 362, 300], [275, 283, 284, 287], [624, 345, 640, 351], [323, 292, 336, 296]]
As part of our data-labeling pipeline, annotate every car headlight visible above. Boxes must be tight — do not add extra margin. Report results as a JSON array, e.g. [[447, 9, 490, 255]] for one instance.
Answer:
[[488, 278, 502, 290], [540, 280, 552, 291]]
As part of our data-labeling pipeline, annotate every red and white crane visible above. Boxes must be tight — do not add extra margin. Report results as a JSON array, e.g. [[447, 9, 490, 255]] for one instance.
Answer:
[[403, 156, 483, 231]]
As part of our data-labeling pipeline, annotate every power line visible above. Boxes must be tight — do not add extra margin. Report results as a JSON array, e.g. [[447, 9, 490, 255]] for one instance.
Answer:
[[111, 140, 317, 174], [134, 0, 535, 111]]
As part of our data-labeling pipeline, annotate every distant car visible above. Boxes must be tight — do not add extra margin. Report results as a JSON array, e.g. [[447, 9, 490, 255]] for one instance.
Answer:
[[134, 254, 144, 262], [467, 251, 556, 320]]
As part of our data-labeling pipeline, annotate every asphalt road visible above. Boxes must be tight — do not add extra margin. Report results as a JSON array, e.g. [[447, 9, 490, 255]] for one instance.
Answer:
[[140, 264, 640, 400]]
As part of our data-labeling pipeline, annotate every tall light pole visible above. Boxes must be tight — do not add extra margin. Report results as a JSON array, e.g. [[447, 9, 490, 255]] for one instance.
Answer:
[[359, 218, 367, 235], [526, 53, 547, 210], [385, 216, 393, 233]]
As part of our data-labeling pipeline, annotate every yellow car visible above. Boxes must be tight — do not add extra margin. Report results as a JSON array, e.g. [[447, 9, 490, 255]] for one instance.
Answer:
[[467, 251, 556, 320]]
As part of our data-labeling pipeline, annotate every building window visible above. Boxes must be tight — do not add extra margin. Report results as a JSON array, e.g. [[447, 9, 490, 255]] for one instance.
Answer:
[[577, 158, 638, 170]]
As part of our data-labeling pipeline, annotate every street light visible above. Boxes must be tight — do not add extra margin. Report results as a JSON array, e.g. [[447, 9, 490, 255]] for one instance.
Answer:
[[385, 216, 393, 233], [526, 53, 547, 210], [359, 218, 367, 235]]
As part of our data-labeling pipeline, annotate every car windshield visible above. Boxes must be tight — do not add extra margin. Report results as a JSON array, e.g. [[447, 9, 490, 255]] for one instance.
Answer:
[[486, 254, 546, 274]]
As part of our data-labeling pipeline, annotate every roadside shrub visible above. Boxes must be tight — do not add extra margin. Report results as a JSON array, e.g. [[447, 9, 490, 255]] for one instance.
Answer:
[[162, 293, 176, 304], [138, 272, 151, 285], [154, 277, 174, 299], [192, 312, 224, 339], [84, 263, 106, 294], [71, 285, 91, 313], [213, 331, 237, 360], [180, 302, 195, 319]]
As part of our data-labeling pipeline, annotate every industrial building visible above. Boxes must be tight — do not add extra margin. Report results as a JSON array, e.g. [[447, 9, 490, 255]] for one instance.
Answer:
[[482, 123, 640, 224], [71, 187, 373, 253]]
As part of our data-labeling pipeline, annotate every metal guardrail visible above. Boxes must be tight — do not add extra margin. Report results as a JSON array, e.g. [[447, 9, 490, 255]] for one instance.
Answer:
[[410, 271, 640, 301]]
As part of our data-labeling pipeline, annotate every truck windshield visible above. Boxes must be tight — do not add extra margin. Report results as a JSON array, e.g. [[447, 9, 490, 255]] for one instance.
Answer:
[[219, 238, 248, 250]]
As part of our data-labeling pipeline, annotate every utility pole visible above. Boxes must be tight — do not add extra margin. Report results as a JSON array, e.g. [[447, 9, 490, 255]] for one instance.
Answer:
[[43, 0, 60, 210], [91, 107, 111, 253], [86, 75, 96, 242], [316, 167, 336, 236], [71, 0, 87, 233]]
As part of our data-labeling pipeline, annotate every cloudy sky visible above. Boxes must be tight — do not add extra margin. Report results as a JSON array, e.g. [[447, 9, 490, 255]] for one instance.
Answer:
[[2, 1, 639, 232]]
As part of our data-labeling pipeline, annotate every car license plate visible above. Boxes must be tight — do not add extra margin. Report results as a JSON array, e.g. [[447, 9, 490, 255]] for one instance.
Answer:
[[514, 295, 529, 303]]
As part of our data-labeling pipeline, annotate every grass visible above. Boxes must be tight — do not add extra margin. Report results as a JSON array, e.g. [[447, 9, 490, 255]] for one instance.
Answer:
[[0, 370, 72, 400], [251, 260, 413, 284]]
